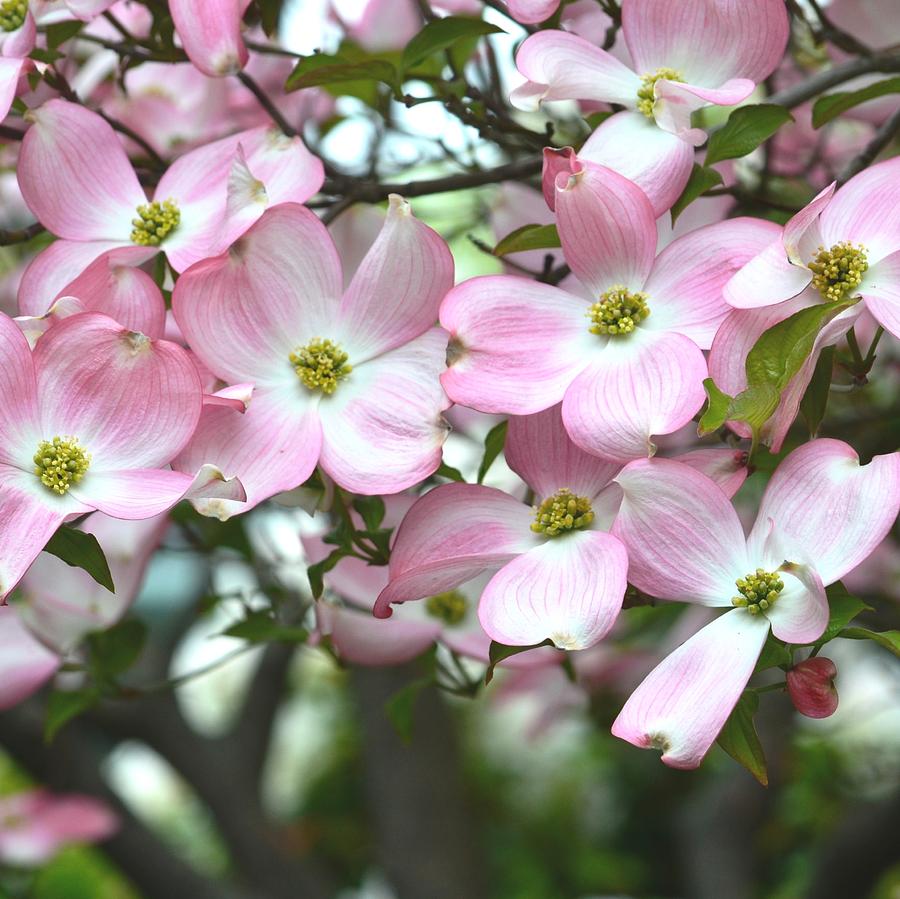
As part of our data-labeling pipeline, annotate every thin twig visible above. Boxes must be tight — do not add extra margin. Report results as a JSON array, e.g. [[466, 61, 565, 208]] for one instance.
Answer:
[[837, 105, 900, 184], [236, 70, 297, 137], [0, 221, 46, 246]]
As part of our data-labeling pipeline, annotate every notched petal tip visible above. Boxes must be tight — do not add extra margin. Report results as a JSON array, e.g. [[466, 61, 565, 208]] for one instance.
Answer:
[[387, 194, 411, 217]]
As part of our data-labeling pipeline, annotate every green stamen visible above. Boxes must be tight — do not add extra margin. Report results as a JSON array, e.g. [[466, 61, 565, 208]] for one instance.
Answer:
[[808, 242, 868, 302], [425, 590, 468, 626], [732, 569, 784, 615], [33, 436, 90, 495], [131, 198, 180, 246], [531, 489, 594, 537], [636, 67, 684, 118], [588, 286, 651, 336], [289, 338, 352, 394], [0, 0, 26, 32]]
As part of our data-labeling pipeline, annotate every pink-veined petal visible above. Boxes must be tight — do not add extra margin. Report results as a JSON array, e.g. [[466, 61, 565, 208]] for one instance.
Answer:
[[317, 328, 450, 495], [861, 247, 900, 337], [562, 329, 707, 462], [653, 79, 754, 144], [510, 30, 641, 111], [18, 100, 144, 241], [506, 404, 622, 501], [724, 238, 814, 309], [373, 483, 537, 615], [507, 0, 560, 24], [783, 182, 835, 265], [674, 448, 749, 499], [478, 530, 627, 650], [172, 203, 343, 386], [0, 312, 39, 467], [748, 439, 900, 586], [0, 58, 27, 123], [440, 275, 593, 414], [612, 457, 748, 604], [765, 563, 829, 644], [611, 609, 770, 769], [338, 195, 454, 360], [555, 160, 657, 296], [1, 11, 35, 58], [170, 0, 248, 76], [0, 607, 59, 709]]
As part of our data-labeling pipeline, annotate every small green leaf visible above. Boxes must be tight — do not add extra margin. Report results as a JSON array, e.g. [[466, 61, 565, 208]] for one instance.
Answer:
[[307, 547, 348, 599], [435, 461, 466, 482], [670, 164, 723, 223], [385, 677, 431, 743], [352, 495, 386, 531], [799, 345, 835, 437], [43, 527, 115, 593], [493, 223, 560, 257], [754, 636, 792, 672], [257, 0, 284, 36], [222, 611, 309, 644], [45, 689, 98, 743], [477, 420, 508, 485], [88, 619, 147, 679], [809, 581, 871, 648], [485, 639, 553, 685], [45, 20, 84, 50], [401, 16, 503, 71], [716, 691, 768, 786], [813, 76, 900, 128], [698, 377, 732, 436], [29, 48, 64, 64], [839, 627, 900, 657], [705, 104, 793, 166], [285, 53, 399, 94]]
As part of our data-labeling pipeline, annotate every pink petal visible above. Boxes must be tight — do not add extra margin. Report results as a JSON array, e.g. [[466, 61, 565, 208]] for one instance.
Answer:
[[766, 564, 829, 644], [611, 609, 770, 769], [555, 160, 657, 297], [862, 248, 900, 338], [507, 0, 560, 24], [510, 30, 641, 111], [172, 203, 343, 386], [373, 483, 537, 615], [171, 387, 322, 517], [18, 100, 144, 241], [338, 195, 454, 360], [440, 275, 592, 414], [724, 238, 814, 309], [783, 182, 834, 265], [1, 11, 35, 58], [612, 457, 748, 604], [0, 312, 39, 468], [0, 607, 59, 709], [643, 216, 781, 348], [541, 147, 577, 212], [479, 530, 627, 650], [578, 111, 695, 218], [0, 57, 25, 122], [674, 448, 749, 499], [561, 329, 708, 462], [622, 0, 788, 85], [34, 313, 202, 470], [506, 404, 622, 501], [654, 79, 755, 144], [749, 439, 900, 586], [170, 0, 248, 76], [317, 328, 450, 495]]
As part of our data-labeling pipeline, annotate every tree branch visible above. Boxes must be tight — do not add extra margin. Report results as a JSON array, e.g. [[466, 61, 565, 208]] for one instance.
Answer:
[[0, 221, 45, 246], [837, 104, 900, 185]]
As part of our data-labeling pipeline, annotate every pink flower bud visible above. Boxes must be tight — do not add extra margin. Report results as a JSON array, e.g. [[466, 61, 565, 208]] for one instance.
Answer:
[[787, 657, 839, 719]]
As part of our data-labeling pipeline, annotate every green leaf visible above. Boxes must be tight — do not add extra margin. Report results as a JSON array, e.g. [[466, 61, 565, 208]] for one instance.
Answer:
[[401, 16, 503, 71], [45, 689, 98, 743], [716, 691, 768, 786], [839, 627, 900, 657], [799, 345, 835, 437], [705, 104, 794, 166], [43, 527, 114, 593], [257, 0, 284, 36], [754, 636, 792, 672], [485, 639, 553, 685], [810, 581, 871, 647], [670, 164, 723, 223], [435, 461, 466, 482], [698, 377, 732, 436], [285, 53, 399, 94], [352, 495, 386, 531], [222, 611, 309, 644], [88, 619, 147, 679], [29, 48, 64, 64], [812, 76, 900, 128], [476, 420, 508, 485], [45, 20, 84, 50], [493, 223, 560, 257], [385, 677, 432, 743], [307, 547, 348, 599]]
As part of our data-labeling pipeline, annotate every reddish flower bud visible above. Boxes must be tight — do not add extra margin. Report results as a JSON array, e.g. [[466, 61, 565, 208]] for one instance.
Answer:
[[787, 657, 839, 719]]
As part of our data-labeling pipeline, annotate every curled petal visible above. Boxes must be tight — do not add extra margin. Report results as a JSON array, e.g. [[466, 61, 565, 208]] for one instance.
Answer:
[[766, 563, 829, 645], [170, 0, 248, 76], [674, 448, 749, 499], [653, 79, 754, 144], [860, 247, 900, 338], [783, 182, 834, 265], [725, 238, 814, 309]]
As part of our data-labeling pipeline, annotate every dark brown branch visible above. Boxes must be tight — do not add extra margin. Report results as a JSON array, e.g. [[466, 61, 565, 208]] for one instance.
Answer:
[[0, 124, 24, 141], [0, 221, 45, 246], [236, 70, 298, 139]]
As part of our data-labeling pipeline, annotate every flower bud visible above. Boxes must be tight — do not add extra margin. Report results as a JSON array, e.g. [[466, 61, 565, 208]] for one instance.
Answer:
[[786, 657, 838, 719]]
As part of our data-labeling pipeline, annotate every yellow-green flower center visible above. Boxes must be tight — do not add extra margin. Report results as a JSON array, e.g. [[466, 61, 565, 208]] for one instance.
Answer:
[[808, 242, 868, 302], [732, 569, 784, 615], [636, 67, 684, 118], [425, 590, 468, 626], [131, 198, 180, 246], [589, 286, 651, 336], [33, 436, 90, 495], [289, 338, 352, 394], [0, 0, 26, 31], [531, 489, 594, 537]]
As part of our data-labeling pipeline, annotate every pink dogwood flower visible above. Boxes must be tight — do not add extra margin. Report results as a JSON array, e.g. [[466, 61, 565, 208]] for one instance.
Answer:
[[16, 99, 324, 310], [0, 310, 243, 599], [172, 197, 453, 508], [441, 158, 779, 462], [0, 790, 117, 866], [374, 404, 629, 650], [610, 439, 900, 769], [510, 0, 788, 212], [170, 0, 251, 77]]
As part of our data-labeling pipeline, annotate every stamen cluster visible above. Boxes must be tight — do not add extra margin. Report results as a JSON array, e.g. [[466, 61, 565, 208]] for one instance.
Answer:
[[636, 68, 684, 118], [33, 436, 90, 495], [808, 242, 868, 302], [531, 489, 594, 537], [732, 569, 784, 615], [131, 199, 181, 246], [425, 590, 468, 625], [589, 286, 651, 336], [289, 338, 352, 394], [0, 0, 25, 32]]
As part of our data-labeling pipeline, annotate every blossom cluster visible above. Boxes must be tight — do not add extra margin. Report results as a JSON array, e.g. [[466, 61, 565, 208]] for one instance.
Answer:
[[0, 0, 899, 852]]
